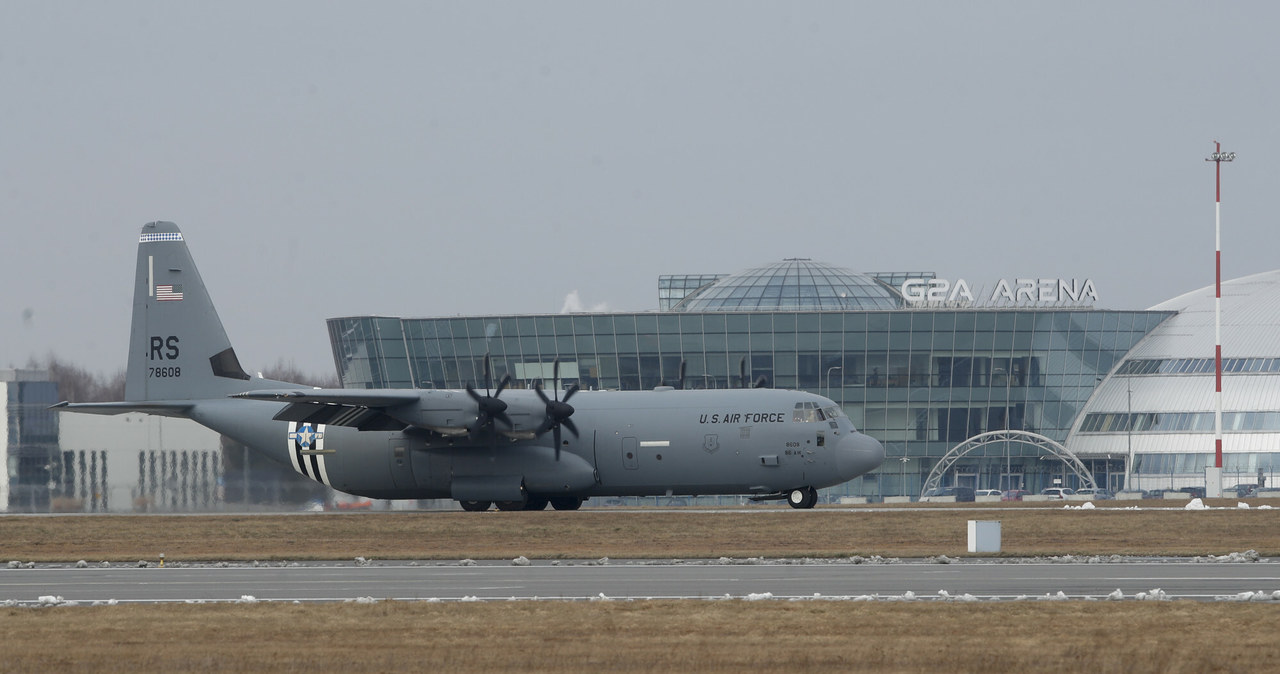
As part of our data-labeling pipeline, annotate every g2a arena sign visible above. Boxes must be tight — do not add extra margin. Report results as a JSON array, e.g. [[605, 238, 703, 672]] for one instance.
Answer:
[[900, 278, 1098, 307]]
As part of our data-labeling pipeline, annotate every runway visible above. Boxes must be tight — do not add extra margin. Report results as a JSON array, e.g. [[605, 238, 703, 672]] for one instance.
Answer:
[[6, 558, 1280, 604]]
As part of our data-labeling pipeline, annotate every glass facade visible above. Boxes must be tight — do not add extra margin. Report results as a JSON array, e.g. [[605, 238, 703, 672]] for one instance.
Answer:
[[1117, 357, 1280, 375], [3, 373, 61, 512], [328, 308, 1173, 498], [1079, 411, 1280, 434], [671, 259, 904, 312], [658, 274, 725, 311]]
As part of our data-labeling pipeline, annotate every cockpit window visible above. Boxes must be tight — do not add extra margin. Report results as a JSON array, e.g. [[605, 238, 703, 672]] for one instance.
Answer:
[[822, 406, 844, 420], [792, 401, 830, 422]]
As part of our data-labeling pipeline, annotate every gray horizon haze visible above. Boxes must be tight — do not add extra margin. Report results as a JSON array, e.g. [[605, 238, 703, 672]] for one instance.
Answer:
[[3, 2, 1277, 377]]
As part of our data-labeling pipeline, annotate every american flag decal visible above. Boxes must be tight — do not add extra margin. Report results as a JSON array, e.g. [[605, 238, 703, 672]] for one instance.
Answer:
[[156, 284, 184, 301]]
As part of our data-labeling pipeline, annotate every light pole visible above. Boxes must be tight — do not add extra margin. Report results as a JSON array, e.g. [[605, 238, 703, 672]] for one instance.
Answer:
[[825, 366, 843, 406], [1004, 366, 1012, 490], [1124, 376, 1133, 491], [1206, 142, 1234, 499], [900, 456, 909, 498], [993, 365, 1013, 491]]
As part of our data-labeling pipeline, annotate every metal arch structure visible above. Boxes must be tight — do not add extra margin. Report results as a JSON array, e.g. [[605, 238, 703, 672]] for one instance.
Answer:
[[920, 430, 1098, 498]]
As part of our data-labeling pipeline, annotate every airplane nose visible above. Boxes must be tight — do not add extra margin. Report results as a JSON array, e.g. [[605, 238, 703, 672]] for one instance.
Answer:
[[836, 432, 886, 481]]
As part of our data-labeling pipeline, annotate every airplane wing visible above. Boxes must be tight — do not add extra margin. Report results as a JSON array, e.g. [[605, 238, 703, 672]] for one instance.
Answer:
[[232, 389, 420, 432], [232, 389, 422, 407]]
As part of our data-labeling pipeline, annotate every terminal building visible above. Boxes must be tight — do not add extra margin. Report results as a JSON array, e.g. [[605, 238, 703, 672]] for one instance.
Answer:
[[326, 258, 1280, 499], [9, 261, 1279, 510]]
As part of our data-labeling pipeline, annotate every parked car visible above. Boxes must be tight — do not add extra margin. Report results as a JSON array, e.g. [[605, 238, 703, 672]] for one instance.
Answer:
[[974, 489, 1003, 498], [1178, 486, 1207, 499], [1041, 487, 1076, 499], [1250, 487, 1280, 498], [920, 486, 976, 502], [1001, 489, 1030, 501], [1226, 484, 1259, 498], [1075, 488, 1114, 500]]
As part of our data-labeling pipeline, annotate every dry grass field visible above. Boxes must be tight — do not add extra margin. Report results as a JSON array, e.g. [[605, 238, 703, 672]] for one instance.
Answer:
[[1, 503, 1278, 562], [1, 601, 1277, 672], [3, 506, 1278, 672]]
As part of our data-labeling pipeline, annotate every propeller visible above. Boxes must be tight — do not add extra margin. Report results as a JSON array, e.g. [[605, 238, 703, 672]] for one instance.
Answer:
[[534, 358, 579, 461], [465, 354, 512, 437]]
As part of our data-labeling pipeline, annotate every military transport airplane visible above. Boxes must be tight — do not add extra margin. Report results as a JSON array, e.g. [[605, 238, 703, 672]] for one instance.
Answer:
[[57, 222, 885, 511]]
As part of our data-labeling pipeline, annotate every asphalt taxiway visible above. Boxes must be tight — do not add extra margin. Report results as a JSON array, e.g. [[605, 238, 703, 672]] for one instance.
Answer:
[[5, 558, 1280, 604]]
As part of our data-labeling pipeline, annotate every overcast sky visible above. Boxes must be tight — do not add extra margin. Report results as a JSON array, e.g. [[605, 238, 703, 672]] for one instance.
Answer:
[[3, 2, 1277, 376]]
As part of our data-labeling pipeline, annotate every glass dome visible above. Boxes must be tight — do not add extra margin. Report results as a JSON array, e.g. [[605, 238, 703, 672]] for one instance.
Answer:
[[671, 259, 902, 312]]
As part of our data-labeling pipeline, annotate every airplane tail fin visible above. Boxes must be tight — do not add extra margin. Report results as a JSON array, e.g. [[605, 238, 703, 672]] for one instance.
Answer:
[[123, 221, 281, 401]]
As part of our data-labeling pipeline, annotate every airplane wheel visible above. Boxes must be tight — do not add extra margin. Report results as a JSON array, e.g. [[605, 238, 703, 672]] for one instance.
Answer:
[[495, 499, 527, 511], [787, 487, 817, 509], [523, 496, 550, 511], [550, 496, 584, 511], [459, 500, 491, 512]]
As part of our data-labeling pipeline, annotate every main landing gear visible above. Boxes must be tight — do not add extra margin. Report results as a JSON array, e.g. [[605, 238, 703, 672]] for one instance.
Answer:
[[747, 486, 820, 509], [787, 487, 818, 509], [458, 495, 585, 512]]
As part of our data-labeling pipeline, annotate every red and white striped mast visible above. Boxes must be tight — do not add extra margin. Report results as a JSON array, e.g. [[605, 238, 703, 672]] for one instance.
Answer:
[[1206, 141, 1234, 470]]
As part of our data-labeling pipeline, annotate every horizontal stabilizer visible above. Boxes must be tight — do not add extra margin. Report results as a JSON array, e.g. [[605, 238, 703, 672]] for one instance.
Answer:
[[52, 400, 195, 418]]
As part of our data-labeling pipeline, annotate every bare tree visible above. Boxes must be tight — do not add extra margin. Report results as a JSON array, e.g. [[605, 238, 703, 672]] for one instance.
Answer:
[[257, 358, 341, 389], [39, 355, 125, 402], [40, 355, 336, 402]]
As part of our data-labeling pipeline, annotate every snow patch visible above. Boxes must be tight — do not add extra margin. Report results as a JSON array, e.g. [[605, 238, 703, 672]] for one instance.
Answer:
[[1196, 550, 1261, 563]]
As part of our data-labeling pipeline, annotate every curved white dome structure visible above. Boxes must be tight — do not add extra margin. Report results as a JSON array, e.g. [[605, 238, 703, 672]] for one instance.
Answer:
[[671, 259, 903, 312], [1068, 270, 1280, 490]]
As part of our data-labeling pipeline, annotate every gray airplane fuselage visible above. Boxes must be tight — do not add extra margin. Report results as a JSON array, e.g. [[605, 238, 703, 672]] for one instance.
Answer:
[[194, 388, 883, 502], [59, 221, 886, 510]]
